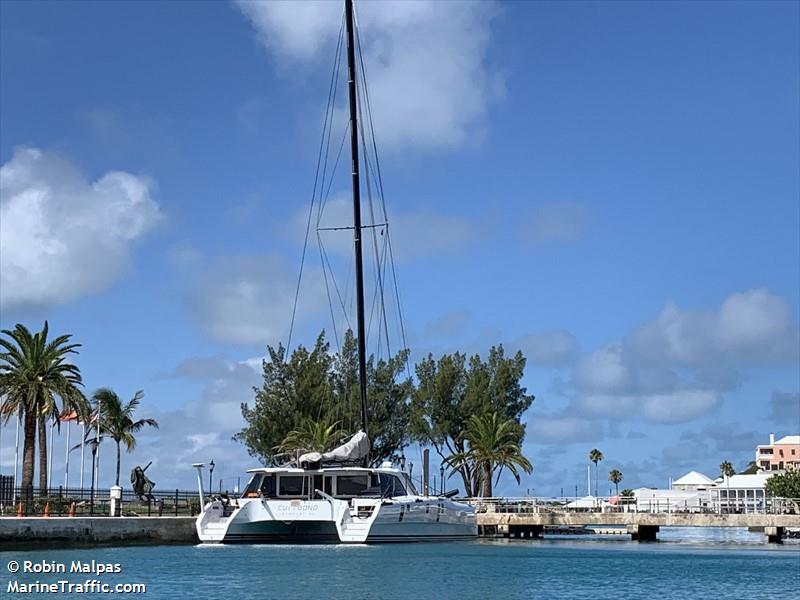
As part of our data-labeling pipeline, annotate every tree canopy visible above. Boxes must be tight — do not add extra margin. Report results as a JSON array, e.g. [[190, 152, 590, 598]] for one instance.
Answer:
[[235, 330, 412, 466], [410, 346, 534, 496], [765, 470, 800, 499], [0, 322, 87, 500]]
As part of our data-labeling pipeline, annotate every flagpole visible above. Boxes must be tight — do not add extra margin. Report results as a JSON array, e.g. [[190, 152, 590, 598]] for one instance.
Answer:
[[48, 421, 54, 492], [80, 422, 85, 489], [94, 407, 101, 490], [64, 421, 71, 490], [14, 411, 20, 487]]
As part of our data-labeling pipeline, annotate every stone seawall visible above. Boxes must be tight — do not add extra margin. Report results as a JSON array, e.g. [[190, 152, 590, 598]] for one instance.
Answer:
[[0, 517, 198, 549]]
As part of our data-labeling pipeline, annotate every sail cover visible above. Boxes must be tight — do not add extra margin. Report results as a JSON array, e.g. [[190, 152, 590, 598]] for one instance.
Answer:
[[298, 430, 370, 466]]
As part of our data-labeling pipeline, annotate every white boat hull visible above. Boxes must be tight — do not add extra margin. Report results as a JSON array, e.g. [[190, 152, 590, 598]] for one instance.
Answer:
[[197, 497, 476, 544]]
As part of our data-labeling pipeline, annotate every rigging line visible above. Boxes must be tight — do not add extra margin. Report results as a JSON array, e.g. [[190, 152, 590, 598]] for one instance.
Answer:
[[317, 231, 341, 352], [355, 19, 410, 377], [287, 19, 343, 359], [355, 18, 390, 224], [319, 121, 350, 225], [316, 20, 345, 229], [355, 30, 391, 360], [386, 227, 412, 379], [319, 236, 353, 333], [365, 216, 391, 361]]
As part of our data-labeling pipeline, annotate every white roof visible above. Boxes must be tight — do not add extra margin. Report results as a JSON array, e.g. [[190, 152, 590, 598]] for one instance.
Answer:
[[565, 496, 610, 508], [721, 473, 772, 489], [672, 471, 714, 486], [774, 435, 800, 445]]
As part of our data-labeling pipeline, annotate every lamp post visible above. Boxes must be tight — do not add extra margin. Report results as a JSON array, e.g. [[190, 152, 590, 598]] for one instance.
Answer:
[[399, 454, 406, 472], [89, 438, 99, 515], [209, 459, 215, 494], [440, 465, 445, 495]]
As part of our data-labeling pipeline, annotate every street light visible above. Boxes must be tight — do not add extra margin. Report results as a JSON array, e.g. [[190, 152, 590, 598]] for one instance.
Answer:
[[399, 454, 406, 472], [209, 459, 215, 494], [89, 438, 100, 515], [440, 465, 445, 495]]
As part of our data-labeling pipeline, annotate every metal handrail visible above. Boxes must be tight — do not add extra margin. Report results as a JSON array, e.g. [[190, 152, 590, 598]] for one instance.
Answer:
[[460, 496, 800, 515]]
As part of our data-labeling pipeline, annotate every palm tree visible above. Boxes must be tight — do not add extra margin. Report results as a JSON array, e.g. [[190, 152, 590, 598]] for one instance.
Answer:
[[719, 460, 735, 479], [447, 412, 532, 497], [608, 469, 623, 496], [93, 388, 159, 486], [589, 449, 604, 497], [276, 419, 346, 457], [720, 460, 735, 512], [0, 322, 87, 504]]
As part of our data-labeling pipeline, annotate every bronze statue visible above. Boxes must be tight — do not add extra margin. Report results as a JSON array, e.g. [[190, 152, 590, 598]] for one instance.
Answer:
[[131, 461, 156, 502]]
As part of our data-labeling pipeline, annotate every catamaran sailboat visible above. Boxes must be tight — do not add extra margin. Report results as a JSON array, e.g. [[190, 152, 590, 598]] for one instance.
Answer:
[[196, 432, 476, 543], [194, 0, 476, 544]]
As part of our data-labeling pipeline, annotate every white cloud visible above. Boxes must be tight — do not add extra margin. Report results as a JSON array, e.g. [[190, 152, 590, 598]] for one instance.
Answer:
[[568, 289, 796, 426], [573, 343, 631, 394], [512, 330, 579, 367], [190, 254, 327, 346], [0, 147, 162, 310], [639, 390, 720, 424], [526, 412, 602, 444], [628, 289, 799, 366], [235, 0, 502, 151], [574, 390, 721, 425], [296, 195, 484, 262]]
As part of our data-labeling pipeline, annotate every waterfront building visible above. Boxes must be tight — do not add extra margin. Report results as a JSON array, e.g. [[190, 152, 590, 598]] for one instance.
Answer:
[[632, 487, 711, 513], [671, 471, 715, 491], [710, 473, 771, 514], [754, 434, 800, 471]]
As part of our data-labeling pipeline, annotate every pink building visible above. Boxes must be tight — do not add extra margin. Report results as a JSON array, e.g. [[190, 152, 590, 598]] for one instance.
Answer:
[[755, 434, 800, 471]]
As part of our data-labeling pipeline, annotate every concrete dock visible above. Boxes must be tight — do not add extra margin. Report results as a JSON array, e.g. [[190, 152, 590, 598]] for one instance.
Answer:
[[475, 510, 800, 543], [0, 517, 198, 549]]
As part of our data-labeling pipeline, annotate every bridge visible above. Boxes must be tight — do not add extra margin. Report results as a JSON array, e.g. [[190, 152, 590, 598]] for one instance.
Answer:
[[466, 497, 800, 543]]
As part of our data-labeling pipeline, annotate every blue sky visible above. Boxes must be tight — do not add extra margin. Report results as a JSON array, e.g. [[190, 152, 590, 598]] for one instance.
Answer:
[[1, 0, 798, 495]]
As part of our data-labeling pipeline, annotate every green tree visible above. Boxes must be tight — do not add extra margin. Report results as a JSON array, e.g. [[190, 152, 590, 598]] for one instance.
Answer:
[[92, 388, 159, 486], [589, 449, 604, 497], [236, 330, 412, 466], [446, 412, 533, 497], [719, 461, 735, 478], [719, 461, 735, 510], [0, 322, 87, 503], [620, 488, 635, 505], [411, 346, 534, 497], [765, 470, 800, 512], [276, 419, 346, 458], [608, 469, 623, 495]]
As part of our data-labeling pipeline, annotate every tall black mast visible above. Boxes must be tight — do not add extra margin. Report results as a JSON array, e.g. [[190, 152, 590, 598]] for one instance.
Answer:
[[345, 0, 369, 445]]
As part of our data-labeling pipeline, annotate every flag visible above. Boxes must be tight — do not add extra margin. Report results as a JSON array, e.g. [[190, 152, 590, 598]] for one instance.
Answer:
[[60, 410, 79, 422]]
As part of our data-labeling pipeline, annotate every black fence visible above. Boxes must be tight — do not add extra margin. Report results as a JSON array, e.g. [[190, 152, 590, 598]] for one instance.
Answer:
[[0, 485, 202, 517]]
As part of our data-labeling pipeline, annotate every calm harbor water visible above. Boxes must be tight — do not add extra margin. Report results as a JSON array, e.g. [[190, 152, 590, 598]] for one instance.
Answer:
[[3, 531, 798, 599]]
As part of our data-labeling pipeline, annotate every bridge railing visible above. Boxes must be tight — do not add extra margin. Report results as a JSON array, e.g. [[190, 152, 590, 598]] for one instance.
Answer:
[[461, 496, 800, 516]]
